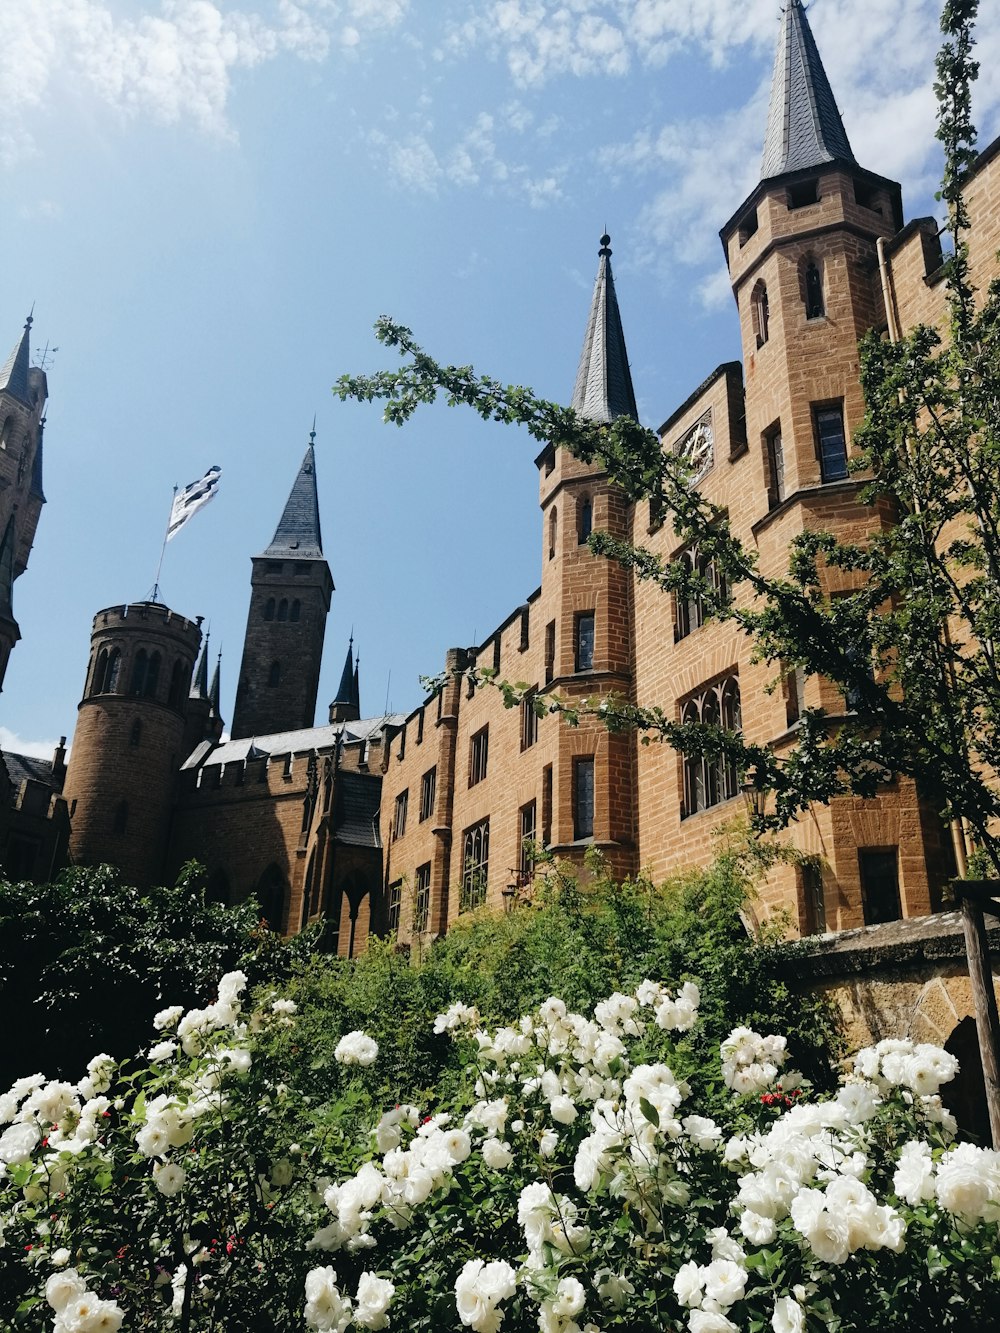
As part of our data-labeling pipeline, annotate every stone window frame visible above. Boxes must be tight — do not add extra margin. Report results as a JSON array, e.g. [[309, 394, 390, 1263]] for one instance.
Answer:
[[460, 817, 490, 913], [469, 724, 489, 787], [680, 675, 742, 819]]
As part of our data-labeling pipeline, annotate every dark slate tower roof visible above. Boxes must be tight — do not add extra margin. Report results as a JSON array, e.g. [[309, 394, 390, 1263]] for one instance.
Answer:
[[261, 443, 323, 559], [209, 653, 222, 715], [571, 234, 638, 424], [334, 640, 354, 708], [759, 0, 855, 181], [0, 514, 15, 619], [191, 636, 210, 699], [0, 318, 32, 407], [352, 654, 360, 714]]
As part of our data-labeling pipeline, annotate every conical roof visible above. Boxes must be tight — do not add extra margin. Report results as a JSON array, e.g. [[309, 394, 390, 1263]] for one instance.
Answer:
[[571, 234, 638, 424], [351, 656, 360, 714], [760, 0, 855, 181], [0, 514, 15, 619], [0, 319, 32, 407], [333, 640, 354, 707], [261, 443, 323, 559], [191, 637, 210, 699], [209, 653, 222, 714]]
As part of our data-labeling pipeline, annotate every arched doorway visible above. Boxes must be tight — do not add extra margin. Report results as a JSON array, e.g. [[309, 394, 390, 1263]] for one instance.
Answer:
[[942, 1016, 991, 1145]]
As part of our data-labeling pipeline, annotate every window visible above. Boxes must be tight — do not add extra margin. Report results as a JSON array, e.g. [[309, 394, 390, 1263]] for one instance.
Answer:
[[130, 649, 148, 696], [521, 689, 539, 751], [854, 178, 881, 213], [0, 416, 11, 450], [105, 649, 121, 693], [419, 767, 436, 822], [681, 677, 742, 818], [542, 765, 553, 847], [575, 612, 595, 672], [544, 621, 556, 684], [784, 662, 806, 726], [113, 800, 129, 835], [492, 637, 501, 674], [816, 405, 848, 482], [548, 507, 557, 560], [268, 661, 281, 687], [393, 789, 409, 840], [788, 179, 818, 209], [469, 726, 489, 786], [417, 709, 424, 744], [461, 818, 490, 912], [573, 757, 595, 840], [804, 260, 825, 319], [264, 598, 276, 621], [92, 648, 109, 694], [277, 599, 288, 621], [520, 801, 537, 879], [766, 424, 786, 507], [675, 547, 727, 640], [130, 719, 143, 748], [751, 281, 769, 348], [738, 209, 759, 246], [578, 497, 593, 543], [414, 863, 431, 932], [387, 880, 402, 936], [801, 861, 827, 935], [144, 652, 161, 699], [290, 600, 301, 622], [519, 607, 530, 652], [167, 659, 185, 708], [859, 849, 902, 925]]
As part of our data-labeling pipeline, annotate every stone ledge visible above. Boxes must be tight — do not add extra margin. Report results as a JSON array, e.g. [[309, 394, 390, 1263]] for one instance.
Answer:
[[785, 911, 1000, 982]]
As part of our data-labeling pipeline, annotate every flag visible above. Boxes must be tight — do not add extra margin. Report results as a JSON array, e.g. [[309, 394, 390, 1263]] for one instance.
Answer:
[[166, 466, 221, 541]]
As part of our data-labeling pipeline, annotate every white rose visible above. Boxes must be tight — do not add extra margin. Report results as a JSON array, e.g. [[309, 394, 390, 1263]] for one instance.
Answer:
[[672, 1260, 705, 1309], [153, 1005, 183, 1031], [334, 1032, 379, 1067], [155, 1162, 187, 1197], [482, 1138, 513, 1170], [550, 1096, 578, 1125], [304, 1266, 353, 1332], [772, 1295, 806, 1333], [689, 1312, 739, 1333], [354, 1273, 395, 1330], [739, 1210, 777, 1246], [0, 1120, 39, 1165], [539, 1129, 559, 1158], [702, 1259, 747, 1309], [45, 1268, 87, 1312]]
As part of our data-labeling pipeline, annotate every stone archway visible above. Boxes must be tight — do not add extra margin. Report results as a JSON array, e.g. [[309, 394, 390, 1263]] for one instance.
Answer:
[[942, 1017, 991, 1145]]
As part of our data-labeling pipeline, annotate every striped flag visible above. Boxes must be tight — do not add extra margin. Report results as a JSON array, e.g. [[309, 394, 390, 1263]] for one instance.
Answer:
[[166, 466, 222, 541]]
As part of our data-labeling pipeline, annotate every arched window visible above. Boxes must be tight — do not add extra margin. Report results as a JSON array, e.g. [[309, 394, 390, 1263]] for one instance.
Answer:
[[264, 598, 276, 621], [113, 800, 129, 835], [548, 507, 557, 560], [106, 648, 122, 693], [290, 600, 301, 622], [804, 258, 825, 319], [256, 865, 286, 933], [130, 719, 143, 748], [720, 678, 742, 800], [144, 652, 161, 699], [167, 659, 185, 708], [681, 701, 705, 817], [130, 649, 148, 696], [681, 677, 742, 817], [277, 599, 288, 621], [578, 497, 593, 544], [751, 281, 769, 348], [268, 661, 281, 688], [0, 417, 12, 450], [93, 648, 109, 695], [301, 850, 317, 928]]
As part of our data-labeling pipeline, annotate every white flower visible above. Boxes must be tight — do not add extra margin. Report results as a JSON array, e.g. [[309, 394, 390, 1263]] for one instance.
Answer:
[[689, 1312, 739, 1333], [217, 970, 248, 1006], [0, 1120, 39, 1164], [702, 1259, 747, 1309], [334, 1032, 379, 1067], [148, 1040, 177, 1063], [51, 1248, 71, 1267], [684, 1115, 722, 1151], [482, 1138, 513, 1170], [539, 1129, 559, 1158], [739, 1210, 777, 1245], [935, 1142, 1000, 1223], [153, 1005, 183, 1031], [305, 1266, 353, 1332], [272, 998, 298, 1016], [454, 1258, 516, 1333], [154, 1162, 187, 1197], [672, 1261, 705, 1309], [772, 1295, 806, 1333], [893, 1141, 936, 1206], [45, 1268, 87, 1312], [550, 1095, 578, 1125], [354, 1273, 395, 1330], [553, 1276, 586, 1319]]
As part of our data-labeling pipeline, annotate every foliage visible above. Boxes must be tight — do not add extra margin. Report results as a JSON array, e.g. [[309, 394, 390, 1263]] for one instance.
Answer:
[[2, 962, 997, 1332], [334, 0, 1000, 873], [0, 863, 310, 1087]]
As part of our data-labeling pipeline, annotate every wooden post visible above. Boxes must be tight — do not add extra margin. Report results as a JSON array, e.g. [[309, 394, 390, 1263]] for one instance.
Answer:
[[952, 880, 1000, 1148]]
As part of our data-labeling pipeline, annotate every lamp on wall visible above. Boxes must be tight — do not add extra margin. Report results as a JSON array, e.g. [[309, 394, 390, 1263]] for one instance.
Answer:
[[742, 772, 768, 822]]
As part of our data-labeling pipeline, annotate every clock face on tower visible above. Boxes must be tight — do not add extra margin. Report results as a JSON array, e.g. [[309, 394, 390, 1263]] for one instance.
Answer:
[[679, 415, 714, 483]]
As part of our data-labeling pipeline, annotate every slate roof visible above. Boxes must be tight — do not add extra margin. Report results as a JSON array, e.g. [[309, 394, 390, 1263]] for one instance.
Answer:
[[333, 770, 383, 848], [260, 443, 324, 559], [759, 0, 855, 181], [0, 321, 32, 407], [332, 641, 355, 706], [571, 235, 638, 424], [0, 514, 14, 619], [182, 715, 405, 770], [2, 750, 55, 790]]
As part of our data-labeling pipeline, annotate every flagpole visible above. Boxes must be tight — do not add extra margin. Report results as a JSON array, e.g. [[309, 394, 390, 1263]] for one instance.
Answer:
[[148, 486, 177, 604]]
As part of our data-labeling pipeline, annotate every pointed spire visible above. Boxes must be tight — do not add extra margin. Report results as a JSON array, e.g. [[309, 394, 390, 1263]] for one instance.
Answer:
[[351, 651, 360, 715], [334, 637, 354, 707], [261, 434, 323, 559], [209, 650, 222, 714], [0, 316, 33, 406], [191, 634, 210, 699], [571, 234, 638, 424], [0, 513, 15, 620], [760, 0, 855, 182]]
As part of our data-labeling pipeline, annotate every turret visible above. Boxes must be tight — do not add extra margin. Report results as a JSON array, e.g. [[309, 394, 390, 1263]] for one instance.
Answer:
[[231, 433, 333, 739], [329, 637, 360, 724], [62, 601, 204, 887]]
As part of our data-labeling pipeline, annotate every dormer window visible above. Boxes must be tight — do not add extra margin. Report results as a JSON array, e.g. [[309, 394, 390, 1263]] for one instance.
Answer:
[[853, 178, 882, 213], [787, 179, 819, 210], [738, 209, 759, 246]]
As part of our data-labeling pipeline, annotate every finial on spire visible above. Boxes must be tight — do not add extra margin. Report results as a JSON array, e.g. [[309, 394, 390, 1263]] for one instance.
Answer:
[[25, 307, 34, 332], [599, 233, 612, 256], [309, 414, 317, 445]]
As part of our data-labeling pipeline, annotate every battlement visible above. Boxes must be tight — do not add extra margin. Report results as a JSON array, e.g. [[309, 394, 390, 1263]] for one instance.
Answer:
[[92, 602, 202, 645]]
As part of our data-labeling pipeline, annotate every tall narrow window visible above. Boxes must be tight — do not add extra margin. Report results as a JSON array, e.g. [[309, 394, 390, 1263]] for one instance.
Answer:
[[801, 861, 827, 935], [681, 677, 742, 818], [130, 719, 142, 748], [469, 726, 489, 786], [542, 765, 553, 847], [277, 599, 288, 621], [859, 849, 901, 925], [578, 497, 593, 543], [548, 507, 557, 560], [113, 800, 129, 835], [544, 621, 556, 684], [816, 405, 848, 482], [393, 789, 409, 840], [264, 598, 276, 621], [413, 863, 431, 932], [93, 649, 109, 694], [751, 281, 769, 348], [461, 818, 490, 912], [290, 600, 301, 621], [520, 801, 537, 879], [575, 612, 595, 672], [106, 649, 121, 693], [387, 881, 402, 936], [521, 688, 539, 750], [573, 757, 595, 840], [268, 661, 281, 687], [144, 652, 161, 699], [419, 767, 436, 822], [130, 650, 148, 696], [766, 424, 785, 506], [804, 260, 824, 318], [168, 659, 185, 708], [784, 662, 806, 726]]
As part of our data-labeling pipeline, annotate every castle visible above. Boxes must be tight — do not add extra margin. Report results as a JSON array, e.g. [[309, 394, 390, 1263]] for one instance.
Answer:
[[2, 1, 999, 985]]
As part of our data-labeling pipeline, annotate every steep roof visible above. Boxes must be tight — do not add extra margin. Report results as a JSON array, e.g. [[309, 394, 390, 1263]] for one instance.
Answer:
[[209, 653, 222, 715], [191, 637, 210, 699], [0, 319, 32, 407], [571, 234, 638, 423], [333, 640, 354, 708], [0, 513, 15, 620], [260, 442, 324, 559], [759, 0, 855, 182], [2, 750, 55, 792], [333, 770, 383, 848]]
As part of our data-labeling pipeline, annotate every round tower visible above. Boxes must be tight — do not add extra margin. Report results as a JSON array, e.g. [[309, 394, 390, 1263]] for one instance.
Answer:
[[63, 601, 203, 887]]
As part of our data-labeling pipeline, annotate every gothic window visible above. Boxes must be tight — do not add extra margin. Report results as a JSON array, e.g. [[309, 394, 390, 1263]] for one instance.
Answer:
[[520, 801, 537, 879], [573, 757, 595, 840], [144, 652, 161, 699], [130, 649, 149, 696], [268, 661, 281, 687], [859, 849, 901, 925], [264, 598, 276, 621], [815, 404, 849, 482], [521, 688, 539, 751], [544, 621, 556, 685], [804, 258, 825, 319], [130, 719, 142, 748], [681, 677, 742, 818], [419, 767, 436, 822], [413, 863, 431, 932], [0, 417, 11, 450], [766, 424, 786, 506], [575, 612, 595, 671], [800, 861, 826, 935], [460, 818, 489, 913], [469, 725, 489, 786], [277, 599, 288, 621], [393, 789, 408, 840], [548, 507, 557, 560], [542, 765, 553, 846], [106, 648, 122, 693], [167, 659, 185, 708], [290, 600, 301, 621], [578, 497, 593, 543], [387, 881, 402, 936], [751, 281, 769, 348], [675, 546, 727, 640], [93, 649, 109, 695], [112, 800, 129, 835]]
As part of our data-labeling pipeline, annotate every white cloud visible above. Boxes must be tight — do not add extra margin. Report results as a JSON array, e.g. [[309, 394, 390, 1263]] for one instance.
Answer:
[[0, 728, 64, 761]]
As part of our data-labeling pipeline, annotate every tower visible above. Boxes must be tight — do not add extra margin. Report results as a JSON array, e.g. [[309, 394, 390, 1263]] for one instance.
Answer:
[[329, 637, 360, 724], [0, 316, 48, 692], [230, 436, 333, 740], [536, 233, 637, 871], [62, 601, 203, 887]]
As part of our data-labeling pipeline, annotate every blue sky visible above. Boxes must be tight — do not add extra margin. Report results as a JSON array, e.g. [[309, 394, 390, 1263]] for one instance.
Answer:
[[3, 0, 999, 756]]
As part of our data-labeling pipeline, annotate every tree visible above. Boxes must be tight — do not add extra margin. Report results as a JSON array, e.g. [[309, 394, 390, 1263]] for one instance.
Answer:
[[334, 1, 1000, 877]]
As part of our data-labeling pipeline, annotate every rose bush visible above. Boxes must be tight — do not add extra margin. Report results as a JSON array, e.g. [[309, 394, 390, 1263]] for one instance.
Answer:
[[1, 963, 997, 1332]]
